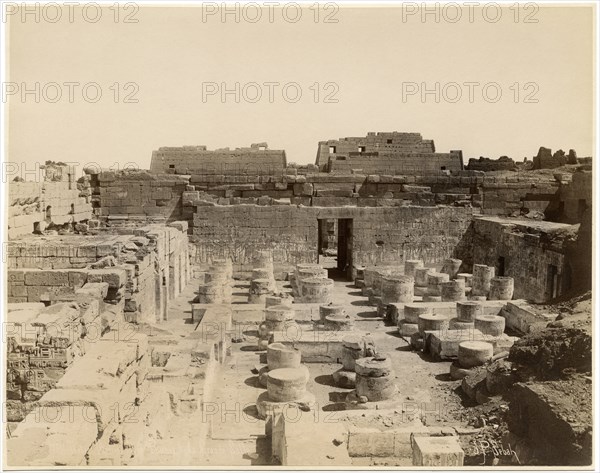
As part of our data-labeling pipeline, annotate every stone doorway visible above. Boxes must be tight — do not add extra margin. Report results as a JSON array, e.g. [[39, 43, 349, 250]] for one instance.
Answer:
[[317, 218, 353, 280], [547, 264, 560, 300]]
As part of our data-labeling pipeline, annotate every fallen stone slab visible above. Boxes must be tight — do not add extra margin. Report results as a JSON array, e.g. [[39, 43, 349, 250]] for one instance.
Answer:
[[6, 404, 98, 467], [87, 268, 128, 289], [56, 335, 143, 390], [500, 300, 557, 335], [7, 302, 45, 313], [23, 270, 70, 287], [271, 412, 351, 466], [38, 387, 119, 435], [390, 299, 511, 323], [273, 328, 366, 363], [76, 282, 110, 299], [461, 366, 487, 400], [425, 329, 488, 360], [412, 435, 464, 466], [346, 420, 430, 458]]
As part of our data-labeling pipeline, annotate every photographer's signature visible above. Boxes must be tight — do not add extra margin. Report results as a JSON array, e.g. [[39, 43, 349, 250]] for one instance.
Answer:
[[469, 439, 520, 465]]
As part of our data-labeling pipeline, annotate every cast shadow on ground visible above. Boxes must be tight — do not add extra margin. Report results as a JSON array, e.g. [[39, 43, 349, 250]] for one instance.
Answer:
[[395, 345, 413, 352], [243, 437, 273, 466], [244, 376, 263, 389], [355, 310, 379, 319], [240, 345, 261, 352], [351, 300, 373, 307], [314, 374, 337, 388], [242, 404, 261, 420], [321, 392, 348, 411], [321, 402, 346, 411], [434, 373, 453, 382], [453, 385, 478, 408]]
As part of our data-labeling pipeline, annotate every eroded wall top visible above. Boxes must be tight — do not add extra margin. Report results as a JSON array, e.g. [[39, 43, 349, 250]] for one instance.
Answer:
[[149, 142, 287, 176], [315, 131, 462, 173]]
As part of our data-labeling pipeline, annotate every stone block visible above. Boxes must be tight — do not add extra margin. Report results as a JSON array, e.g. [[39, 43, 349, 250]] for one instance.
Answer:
[[500, 301, 557, 335], [461, 367, 487, 400], [273, 328, 357, 363], [6, 404, 99, 466], [77, 244, 98, 258], [426, 328, 489, 360], [347, 428, 395, 457], [10, 284, 27, 297], [87, 269, 127, 289], [412, 436, 464, 466], [76, 282, 110, 299], [68, 271, 88, 289], [24, 270, 70, 287], [8, 270, 25, 282]]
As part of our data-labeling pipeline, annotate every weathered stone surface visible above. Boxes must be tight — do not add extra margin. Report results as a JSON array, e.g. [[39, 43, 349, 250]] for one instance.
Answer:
[[412, 436, 464, 466]]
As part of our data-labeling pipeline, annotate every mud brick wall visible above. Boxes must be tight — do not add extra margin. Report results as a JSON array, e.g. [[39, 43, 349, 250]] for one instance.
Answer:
[[532, 147, 573, 169], [472, 217, 571, 302], [8, 179, 93, 240], [92, 172, 189, 219], [150, 147, 286, 175], [466, 156, 517, 171], [191, 204, 474, 274]]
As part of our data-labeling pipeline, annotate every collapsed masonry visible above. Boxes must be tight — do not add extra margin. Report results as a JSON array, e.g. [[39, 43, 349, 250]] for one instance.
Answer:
[[4, 132, 592, 467]]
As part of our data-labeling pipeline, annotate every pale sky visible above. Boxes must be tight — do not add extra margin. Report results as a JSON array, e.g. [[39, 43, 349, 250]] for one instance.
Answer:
[[6, 3, 596, 175]]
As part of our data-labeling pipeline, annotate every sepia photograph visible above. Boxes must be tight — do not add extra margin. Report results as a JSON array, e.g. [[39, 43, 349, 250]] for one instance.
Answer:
[[1, 1, 597, 469]]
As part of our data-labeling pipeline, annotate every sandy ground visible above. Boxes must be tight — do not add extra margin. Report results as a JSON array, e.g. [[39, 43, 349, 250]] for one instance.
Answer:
[[136, 275, 472, 466]]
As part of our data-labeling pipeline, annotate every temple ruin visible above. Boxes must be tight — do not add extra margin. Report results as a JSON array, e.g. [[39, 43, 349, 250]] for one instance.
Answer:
[[5, 133, 593, 467]]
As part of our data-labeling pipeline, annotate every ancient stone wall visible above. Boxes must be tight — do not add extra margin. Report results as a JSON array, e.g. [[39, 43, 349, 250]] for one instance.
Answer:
[[479, 173, 560, 216], [184, 173, 480, 208], [557, 170, 592, 223], [91, 172, 189, 220], [352, 206, 474, 267], [8, 165, 93, 239], [191, 204, 474, 275], [472, 217, 573, 302], [315, 132, 436, 170], [7, 321, 151, 466], [7, 238, 126, 270], [315, 132, 462, 173], [150, 144, 286, 175], [6, 284, 117, 423], [93, 167, 565, 224], [6, 223, 190, 324], [327, 152, 463, 174]]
